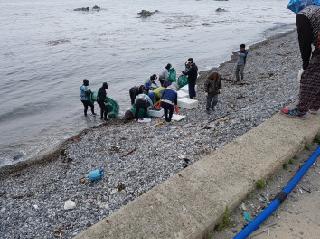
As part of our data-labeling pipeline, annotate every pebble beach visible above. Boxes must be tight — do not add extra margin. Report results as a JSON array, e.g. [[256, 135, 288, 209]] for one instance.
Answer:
[[0, 30, 302, 239]]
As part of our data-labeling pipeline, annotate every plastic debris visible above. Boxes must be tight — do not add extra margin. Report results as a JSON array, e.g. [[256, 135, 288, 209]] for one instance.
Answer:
[[88, 169, 104, 182], [137, 118, 152, 123], [243, 211, 251, 222], [64, 200, 76, 210]]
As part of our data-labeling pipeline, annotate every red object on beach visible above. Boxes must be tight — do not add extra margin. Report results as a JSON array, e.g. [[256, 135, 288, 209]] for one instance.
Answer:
[[175, 105, 179, 113], [154, 101, 161, 110], [280, 107, 289, 114]]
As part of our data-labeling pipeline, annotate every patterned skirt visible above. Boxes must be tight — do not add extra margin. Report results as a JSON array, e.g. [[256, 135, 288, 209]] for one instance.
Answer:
[[297, 49, 320, 112]]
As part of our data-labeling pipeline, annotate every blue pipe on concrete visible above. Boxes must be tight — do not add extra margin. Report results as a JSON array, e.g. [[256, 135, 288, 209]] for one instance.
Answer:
[[233, 146, 320, 239]]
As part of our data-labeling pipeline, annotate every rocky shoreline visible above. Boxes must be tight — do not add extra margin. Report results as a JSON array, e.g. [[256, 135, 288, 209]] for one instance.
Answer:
[[0, 30, 301, 239]]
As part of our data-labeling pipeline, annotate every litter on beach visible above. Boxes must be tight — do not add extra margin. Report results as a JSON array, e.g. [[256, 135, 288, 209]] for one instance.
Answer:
[[137, 118, 152, 123], [171, 114, 186, 121]]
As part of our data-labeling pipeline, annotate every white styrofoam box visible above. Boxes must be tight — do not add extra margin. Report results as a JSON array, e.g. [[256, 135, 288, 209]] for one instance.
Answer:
[[177, 98, 198, 109], [172, 114, 186, 121], [148, 108, 164, 118], [180, 84, 197, 93], [177, 90, 189, 99]]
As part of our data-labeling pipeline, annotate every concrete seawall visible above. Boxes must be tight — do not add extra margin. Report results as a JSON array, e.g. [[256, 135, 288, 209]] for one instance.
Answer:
[[75, 113, 320, 239]]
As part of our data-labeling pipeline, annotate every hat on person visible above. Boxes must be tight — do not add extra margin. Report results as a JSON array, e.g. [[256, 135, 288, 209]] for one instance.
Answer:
[[150, 74, 157, 81], [287, 0, 318, 14], [83, 79, 89, 86], [187, 58, 193, 63], [102, 82, 108, 89], [165, 63, 172, 70]]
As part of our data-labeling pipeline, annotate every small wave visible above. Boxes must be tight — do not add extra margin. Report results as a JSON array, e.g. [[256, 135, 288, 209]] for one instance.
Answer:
[[0, 100, 57, 123]]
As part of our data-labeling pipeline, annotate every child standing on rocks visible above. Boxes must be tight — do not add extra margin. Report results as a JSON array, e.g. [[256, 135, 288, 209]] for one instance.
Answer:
[[235, 44, 249, 82], [204, 71, 221, 114]]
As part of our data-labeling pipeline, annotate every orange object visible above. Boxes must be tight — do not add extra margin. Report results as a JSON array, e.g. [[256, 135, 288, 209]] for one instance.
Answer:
[[154, 101, 161, 110], [175, 105, 179, 113]]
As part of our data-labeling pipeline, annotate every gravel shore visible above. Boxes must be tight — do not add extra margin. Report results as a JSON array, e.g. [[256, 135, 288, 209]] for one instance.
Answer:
[[0, 30, 302, 239]]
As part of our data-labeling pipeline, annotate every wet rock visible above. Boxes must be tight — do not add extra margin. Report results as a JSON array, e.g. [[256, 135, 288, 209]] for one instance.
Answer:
[[73, 7, 89, 11], [137, 10, 159, 18], [117, 183, 126, 192], [216, 8, 228, 12], [92, 5, 101, 11]]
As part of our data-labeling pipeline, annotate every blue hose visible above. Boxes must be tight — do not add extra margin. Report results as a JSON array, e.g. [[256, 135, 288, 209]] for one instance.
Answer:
[[233, 146, 320, 239]]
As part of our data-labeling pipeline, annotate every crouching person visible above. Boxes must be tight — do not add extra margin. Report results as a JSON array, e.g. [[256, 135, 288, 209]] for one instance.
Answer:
[[135, 92, 153, 120], [204, 71, 221, 114], [97, 82, 109, 120], [161, 85, 178, 122]]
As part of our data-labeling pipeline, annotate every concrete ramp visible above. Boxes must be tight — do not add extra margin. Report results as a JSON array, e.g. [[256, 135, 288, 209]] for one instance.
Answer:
[[74, 113, 320, 239]]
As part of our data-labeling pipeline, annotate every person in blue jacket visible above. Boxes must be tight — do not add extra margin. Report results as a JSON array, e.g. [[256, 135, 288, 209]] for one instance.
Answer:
[[161, 85, 178, 122], [80, 79, 96, 116]]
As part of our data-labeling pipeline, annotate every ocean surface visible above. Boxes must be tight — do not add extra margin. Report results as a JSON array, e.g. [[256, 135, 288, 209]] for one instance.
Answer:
[[0, 0, 295, 166]]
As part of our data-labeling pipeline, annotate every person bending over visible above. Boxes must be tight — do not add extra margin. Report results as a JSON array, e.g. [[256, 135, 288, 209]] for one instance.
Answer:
[[135, 92, 153, 120], [161, 85, 178, 122], [129, 85, 145, 105]]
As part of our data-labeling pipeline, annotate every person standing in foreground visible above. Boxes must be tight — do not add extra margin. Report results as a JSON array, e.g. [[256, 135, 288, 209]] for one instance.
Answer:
[[161, 85, 178, 122], [235, 44, 248, 82], [204, 71, 222, 114], [281, 3, 320, 118], [80, 79, 96, 117], [183, 58, 198, 99], [97, 82, 108, 120]]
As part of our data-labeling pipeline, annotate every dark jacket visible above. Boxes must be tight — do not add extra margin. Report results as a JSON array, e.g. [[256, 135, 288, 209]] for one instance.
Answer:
[[297, 5, 320, 70], [204, 78, 221, 96], [161, 88, 177, 105], [97, 87, 107, 102], [183, 63, 198, 83]]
